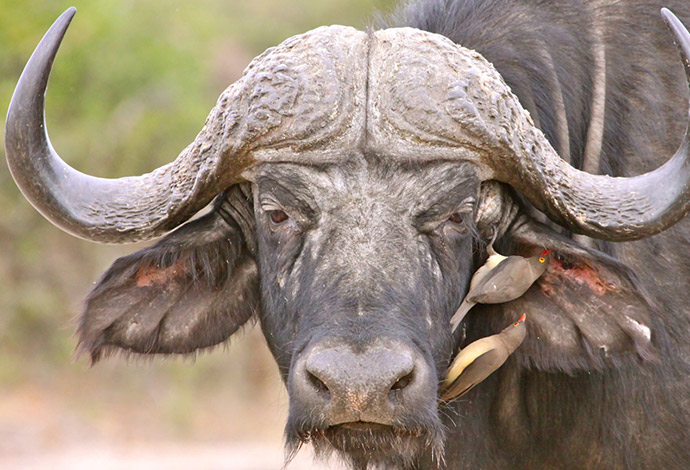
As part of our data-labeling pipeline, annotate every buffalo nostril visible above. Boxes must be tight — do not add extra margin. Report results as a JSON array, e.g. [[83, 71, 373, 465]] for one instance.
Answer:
[[307, 370, 331, 398], [389, 370, 415, 401], [391, 371, 414, 391]]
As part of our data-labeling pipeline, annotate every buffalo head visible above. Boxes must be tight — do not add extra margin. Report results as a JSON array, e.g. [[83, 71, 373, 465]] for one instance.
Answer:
[[6, 7, 690, 469]]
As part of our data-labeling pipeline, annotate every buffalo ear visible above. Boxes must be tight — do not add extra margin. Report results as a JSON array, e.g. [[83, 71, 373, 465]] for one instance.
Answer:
[[78, 185, 259, 363], [471, 217, 662, 374]]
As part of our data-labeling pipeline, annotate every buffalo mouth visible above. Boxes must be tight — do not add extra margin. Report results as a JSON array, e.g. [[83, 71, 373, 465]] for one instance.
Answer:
[[286, 420, 445, 469]]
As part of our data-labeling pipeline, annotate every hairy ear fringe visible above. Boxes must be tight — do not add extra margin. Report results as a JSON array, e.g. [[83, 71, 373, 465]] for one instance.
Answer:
[[76, 206, 259, 363], [77, 315, 259, 366]]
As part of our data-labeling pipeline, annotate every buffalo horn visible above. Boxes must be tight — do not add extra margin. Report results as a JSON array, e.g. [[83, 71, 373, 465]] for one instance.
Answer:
[[5, 8, 244, 243], [493, 8, 690, 241]]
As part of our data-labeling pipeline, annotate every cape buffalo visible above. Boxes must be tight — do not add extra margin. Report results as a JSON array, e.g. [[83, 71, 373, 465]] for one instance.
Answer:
[[6, 1, 690, 469]]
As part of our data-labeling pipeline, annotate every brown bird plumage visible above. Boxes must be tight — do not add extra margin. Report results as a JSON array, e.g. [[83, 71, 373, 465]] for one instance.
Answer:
[[450, 249, 550, 331], [442, 314, 527, 401]]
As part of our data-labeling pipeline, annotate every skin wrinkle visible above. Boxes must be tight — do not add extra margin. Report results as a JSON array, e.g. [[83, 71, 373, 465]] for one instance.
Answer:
[[574, 9, 607, 249], [538, 44, 572, 165], [581, 13, 607, 175]]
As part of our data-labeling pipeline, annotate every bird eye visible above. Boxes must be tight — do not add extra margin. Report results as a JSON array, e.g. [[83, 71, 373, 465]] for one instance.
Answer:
[[269, 209, 289, 224], [539, 257, 546, 263]]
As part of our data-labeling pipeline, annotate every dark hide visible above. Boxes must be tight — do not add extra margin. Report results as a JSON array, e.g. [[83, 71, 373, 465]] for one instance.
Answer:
[[255, 160, 475, 469], [383, 0, 690, 469]]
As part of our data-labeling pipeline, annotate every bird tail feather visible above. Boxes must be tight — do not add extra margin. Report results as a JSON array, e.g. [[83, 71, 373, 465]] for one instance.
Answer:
[[450, 300, 474, 332]]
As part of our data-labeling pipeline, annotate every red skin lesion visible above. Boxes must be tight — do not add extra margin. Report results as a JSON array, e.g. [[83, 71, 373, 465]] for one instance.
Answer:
[[135, 260, 186, 287], [546, 257, 614, 296], [539, 281, 555, 297]]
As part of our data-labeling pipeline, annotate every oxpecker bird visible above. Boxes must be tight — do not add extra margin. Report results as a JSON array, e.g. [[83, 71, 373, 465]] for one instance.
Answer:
[[442, 314, 527, 401], [450, 249, 550, 331]]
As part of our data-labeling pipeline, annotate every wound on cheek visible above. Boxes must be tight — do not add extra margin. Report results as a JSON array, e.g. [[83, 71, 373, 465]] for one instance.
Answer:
[[547, 258, 615, 296], [135, 260, 186, 287], [539, 281, 554, 297]]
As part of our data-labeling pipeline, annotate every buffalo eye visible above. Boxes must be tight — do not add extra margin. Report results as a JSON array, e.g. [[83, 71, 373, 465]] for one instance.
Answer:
[[448, 212, 465, 224], [269, 209, 289, 225], [445, 211, 470, 234]]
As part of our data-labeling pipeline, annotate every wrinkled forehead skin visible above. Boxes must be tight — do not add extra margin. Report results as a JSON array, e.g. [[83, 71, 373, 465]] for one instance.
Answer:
[[234, 25, 514, 177]]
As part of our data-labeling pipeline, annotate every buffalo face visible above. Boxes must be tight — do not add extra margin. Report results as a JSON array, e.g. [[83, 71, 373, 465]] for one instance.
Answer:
[[253, 160, 478, 465]]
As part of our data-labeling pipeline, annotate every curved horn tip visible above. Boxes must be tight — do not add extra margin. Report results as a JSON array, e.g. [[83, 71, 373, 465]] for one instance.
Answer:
[[661, 8, 690, 55], [63, 6, 77, 18], [50, 7, 77, 39], [43, 7, 77, 46], [49, 7, 77, 36], [660, 7, 676, 22], [6, 6, 77, 124]]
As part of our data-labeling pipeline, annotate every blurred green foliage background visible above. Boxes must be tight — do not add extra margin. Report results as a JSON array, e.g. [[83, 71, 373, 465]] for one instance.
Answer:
[[0, 0, 396, 463]]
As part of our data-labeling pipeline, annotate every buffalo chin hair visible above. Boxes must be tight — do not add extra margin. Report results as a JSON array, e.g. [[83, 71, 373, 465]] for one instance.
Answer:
[[284, 423, 445, 470]]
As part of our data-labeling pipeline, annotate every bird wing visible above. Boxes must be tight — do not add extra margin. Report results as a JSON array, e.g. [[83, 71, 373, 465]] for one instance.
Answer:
[[444, 316, 527, 400], [450, 252, 510, 330], [468, 257, 527, 303], [441, 348, 505, 400], [468, 252, 507, 291], [444, 338, 492, 383]]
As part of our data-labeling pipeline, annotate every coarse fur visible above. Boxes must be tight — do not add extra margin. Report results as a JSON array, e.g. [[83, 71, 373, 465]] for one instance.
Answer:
[[384, 1, 690, 469], [72, 1, 690, 469]]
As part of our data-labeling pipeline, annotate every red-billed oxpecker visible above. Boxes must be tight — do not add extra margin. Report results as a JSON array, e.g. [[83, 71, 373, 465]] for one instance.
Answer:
[[450, 250, 551, 331], [442, 314, 527, 400]]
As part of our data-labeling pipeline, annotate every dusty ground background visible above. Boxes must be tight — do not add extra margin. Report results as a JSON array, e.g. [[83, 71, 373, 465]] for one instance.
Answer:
[[0, 0, 395, 468]]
